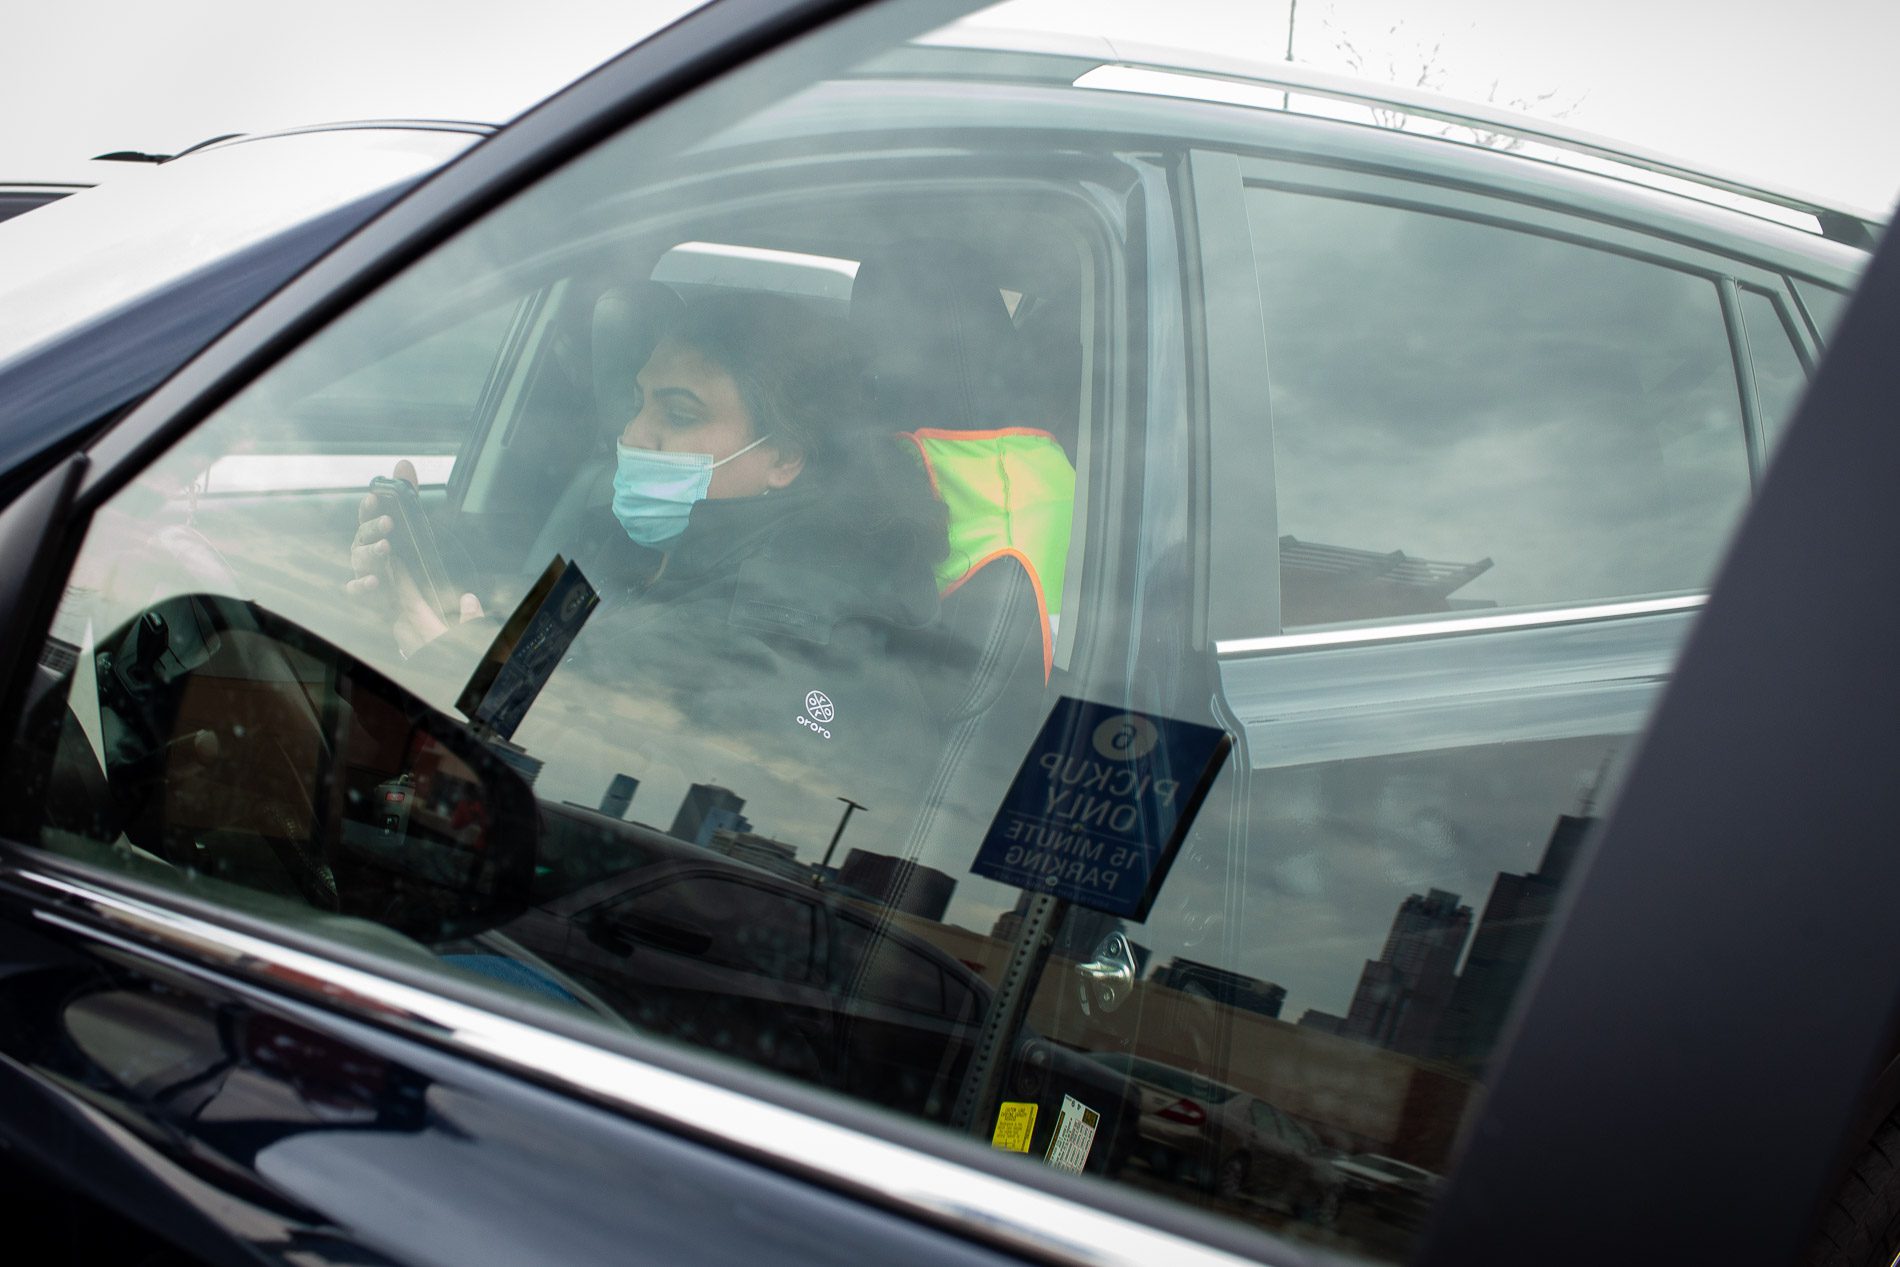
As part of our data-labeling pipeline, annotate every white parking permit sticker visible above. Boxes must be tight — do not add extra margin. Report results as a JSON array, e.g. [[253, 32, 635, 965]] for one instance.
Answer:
[[1043, 1095, 1100, 1175]]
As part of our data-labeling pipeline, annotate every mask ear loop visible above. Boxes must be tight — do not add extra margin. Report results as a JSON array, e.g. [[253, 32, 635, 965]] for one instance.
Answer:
[[709, 431, 774, 469]]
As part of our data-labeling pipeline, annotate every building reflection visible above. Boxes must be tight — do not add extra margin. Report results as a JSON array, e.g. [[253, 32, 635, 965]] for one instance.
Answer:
[[1340, 889, 1472, 1057], [1314, 813, 1593, 1075], [1433, 814, 1590, 1073]]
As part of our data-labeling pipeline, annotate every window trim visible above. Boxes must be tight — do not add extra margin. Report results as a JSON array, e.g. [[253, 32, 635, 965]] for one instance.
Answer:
[[1215, 592, 1704, 656]]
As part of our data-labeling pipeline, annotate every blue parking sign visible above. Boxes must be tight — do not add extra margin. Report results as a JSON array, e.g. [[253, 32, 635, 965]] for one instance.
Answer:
[[971, 698, 1231, 920]]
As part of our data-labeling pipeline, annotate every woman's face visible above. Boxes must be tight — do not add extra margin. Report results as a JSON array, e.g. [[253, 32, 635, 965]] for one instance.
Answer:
[[620, 336, 803, 498]]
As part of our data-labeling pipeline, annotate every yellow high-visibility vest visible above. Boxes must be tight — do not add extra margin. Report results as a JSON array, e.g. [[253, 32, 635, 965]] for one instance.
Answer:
[[904, 427, 1076, 681]]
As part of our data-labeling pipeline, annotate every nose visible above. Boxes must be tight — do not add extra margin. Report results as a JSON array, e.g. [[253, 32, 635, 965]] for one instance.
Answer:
[[619, 400, 658, 449]]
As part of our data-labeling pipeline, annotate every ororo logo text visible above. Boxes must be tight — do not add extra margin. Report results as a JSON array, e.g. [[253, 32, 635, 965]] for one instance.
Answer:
[[799, 689, 834, 739]]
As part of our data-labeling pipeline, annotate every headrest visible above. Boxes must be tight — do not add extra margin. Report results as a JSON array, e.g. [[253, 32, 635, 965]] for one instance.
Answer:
[[851, 241, 1015, 429], [592, 281, 682, 438]]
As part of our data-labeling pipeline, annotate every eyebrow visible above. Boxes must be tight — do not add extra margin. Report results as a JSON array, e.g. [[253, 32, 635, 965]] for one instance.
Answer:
[[645, 385, 705, 409]]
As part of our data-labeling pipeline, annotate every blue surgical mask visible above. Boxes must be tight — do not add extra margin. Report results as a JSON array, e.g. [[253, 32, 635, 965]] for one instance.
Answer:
[[611, 433, 773, 547]]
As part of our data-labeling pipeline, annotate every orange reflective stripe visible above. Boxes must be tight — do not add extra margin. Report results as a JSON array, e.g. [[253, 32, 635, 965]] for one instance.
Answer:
[[940, 547, 1053, 683], [906, 426, 1061, 444]]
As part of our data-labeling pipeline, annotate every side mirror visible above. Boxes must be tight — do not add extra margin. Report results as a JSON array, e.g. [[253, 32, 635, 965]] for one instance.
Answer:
[[85, 593, 537, 943]]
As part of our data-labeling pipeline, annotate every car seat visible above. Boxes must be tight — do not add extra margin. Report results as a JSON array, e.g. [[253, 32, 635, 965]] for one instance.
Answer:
[[845, 238, 1080, 913], [851, 241, 1076, 691]]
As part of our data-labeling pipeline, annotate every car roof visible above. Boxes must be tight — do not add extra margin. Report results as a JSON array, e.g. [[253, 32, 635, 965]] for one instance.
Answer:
[[0, 121, 492, 377]]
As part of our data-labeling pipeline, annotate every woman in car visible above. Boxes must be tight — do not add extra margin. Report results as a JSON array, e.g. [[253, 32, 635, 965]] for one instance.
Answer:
[[348, 291, 950, 816]]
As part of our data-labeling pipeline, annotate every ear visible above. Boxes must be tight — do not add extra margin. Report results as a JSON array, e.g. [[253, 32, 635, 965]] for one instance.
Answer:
[[764, 441, 805, 490]]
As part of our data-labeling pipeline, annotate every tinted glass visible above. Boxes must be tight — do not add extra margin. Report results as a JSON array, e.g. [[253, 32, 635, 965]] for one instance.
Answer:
[[1248, 189, 1751, 627], [609, 877, 817, 979]]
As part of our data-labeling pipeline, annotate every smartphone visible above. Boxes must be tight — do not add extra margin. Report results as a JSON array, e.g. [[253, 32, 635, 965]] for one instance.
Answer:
[[369, 475, 461, 621]]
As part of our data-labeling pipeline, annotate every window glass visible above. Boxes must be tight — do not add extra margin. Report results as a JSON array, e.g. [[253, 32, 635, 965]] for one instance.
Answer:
[[1248, 188, 1751, 628], [207, 298, 521, 494], [8, 1, 1875, 1261], [1794, 278, 1853, 345], [299, 300, 521, 427], [1739, 287, 1812, 456], [830, 914, 948, 1011], [1793, 279, 1854, 347], [607, 877, 816, 979]]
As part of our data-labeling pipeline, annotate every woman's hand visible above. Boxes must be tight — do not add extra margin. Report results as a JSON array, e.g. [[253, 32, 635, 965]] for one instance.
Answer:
[[344, 460, 483, 656]]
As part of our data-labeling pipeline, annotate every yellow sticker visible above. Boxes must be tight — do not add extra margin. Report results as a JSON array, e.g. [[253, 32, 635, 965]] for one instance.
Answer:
[[992, 1101, 1039, 1153]]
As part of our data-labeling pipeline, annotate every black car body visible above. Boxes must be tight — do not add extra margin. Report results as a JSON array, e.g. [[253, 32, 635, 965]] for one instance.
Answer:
[[0, 4, 1897, 1267]]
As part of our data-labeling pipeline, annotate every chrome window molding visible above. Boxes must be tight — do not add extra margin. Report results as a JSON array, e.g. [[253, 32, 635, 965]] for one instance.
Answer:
[[1215, 594, 1706, 657], [12, 866, 1291, 1267]]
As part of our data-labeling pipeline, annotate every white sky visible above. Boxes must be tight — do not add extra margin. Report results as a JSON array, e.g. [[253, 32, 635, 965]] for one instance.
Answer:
[[0, 1, 698, 183], [4, 0, 1895, 215]]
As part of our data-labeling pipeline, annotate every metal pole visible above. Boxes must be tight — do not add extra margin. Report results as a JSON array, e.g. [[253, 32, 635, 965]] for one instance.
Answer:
[[1283, 0, 1298, 109], [819, 796, 867, 873], [950, 891, 1066, 1135]]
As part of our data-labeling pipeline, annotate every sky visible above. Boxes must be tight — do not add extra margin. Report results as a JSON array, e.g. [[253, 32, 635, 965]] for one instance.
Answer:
[[5, 0, 1897, 214], [0, 1, 698, 183]]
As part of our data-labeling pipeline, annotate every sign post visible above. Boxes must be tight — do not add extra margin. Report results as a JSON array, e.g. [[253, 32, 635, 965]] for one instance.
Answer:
[[957, 698, 1231, 1148]]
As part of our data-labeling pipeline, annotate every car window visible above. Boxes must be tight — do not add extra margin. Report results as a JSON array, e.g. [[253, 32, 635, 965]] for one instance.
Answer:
[[6, 1, 1881, 1262], [830, 914, 949, 1011], [208, 298, 524, 494], [1247, 187, 1751, 628], [606, 875, 817, 980], [1794, 278, 1854, 345]]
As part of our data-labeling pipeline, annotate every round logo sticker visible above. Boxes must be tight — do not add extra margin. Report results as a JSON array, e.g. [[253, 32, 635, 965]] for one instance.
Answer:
[[1092, 713, 1159, 761], [804, 690, 835, 723]]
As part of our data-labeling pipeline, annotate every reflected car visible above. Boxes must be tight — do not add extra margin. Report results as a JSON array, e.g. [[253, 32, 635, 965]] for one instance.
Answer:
[[1089, 1053, 1342, 1220], [508, 804, 1141, 1172], [1333, 1154, 1437, 1224]]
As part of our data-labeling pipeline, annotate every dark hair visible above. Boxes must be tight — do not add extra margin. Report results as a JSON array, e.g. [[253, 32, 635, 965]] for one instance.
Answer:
[[668, 291, 948, 571]]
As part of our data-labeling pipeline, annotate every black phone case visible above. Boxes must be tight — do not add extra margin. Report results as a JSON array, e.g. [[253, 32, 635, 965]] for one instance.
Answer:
[[370, 476, 460, 621]]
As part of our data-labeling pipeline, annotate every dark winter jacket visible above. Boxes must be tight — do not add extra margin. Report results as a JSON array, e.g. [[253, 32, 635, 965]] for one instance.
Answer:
[[412, 481, 948, 856]]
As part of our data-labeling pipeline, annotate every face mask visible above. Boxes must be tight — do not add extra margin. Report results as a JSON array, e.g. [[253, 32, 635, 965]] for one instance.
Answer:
[[611, 433, 773, 547]]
